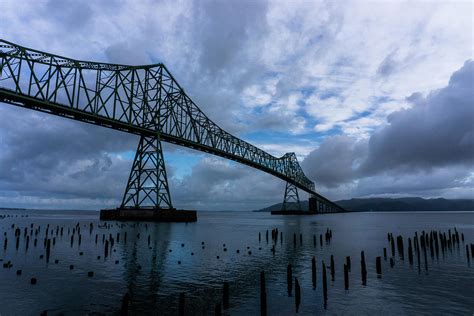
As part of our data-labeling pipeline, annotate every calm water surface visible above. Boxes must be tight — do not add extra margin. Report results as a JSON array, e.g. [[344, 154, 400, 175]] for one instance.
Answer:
[[0, 210, 473, 315]]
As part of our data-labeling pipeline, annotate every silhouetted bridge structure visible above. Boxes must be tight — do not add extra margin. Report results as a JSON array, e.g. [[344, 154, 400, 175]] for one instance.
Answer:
[[0, 40, 344, 221]]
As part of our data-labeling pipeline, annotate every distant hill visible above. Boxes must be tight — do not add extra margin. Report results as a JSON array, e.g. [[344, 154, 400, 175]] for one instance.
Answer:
[[253, 197, 474, 212]]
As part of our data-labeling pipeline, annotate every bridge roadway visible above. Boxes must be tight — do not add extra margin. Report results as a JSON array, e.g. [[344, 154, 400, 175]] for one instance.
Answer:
[[0, 39, 344, 215]]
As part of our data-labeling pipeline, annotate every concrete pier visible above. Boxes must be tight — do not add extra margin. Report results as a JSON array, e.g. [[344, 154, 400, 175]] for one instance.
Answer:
[[100, 208, 197, 222]]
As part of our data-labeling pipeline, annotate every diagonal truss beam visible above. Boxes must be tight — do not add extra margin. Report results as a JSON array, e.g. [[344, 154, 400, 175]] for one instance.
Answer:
[[0, 39, 345, 212]]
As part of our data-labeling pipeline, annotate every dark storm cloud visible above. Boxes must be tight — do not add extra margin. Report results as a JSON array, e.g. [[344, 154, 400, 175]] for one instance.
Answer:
[[362, 59, 474, 174], [301, 135, 366, 188], [303, 60, 474, 192], [0, 105, 137, 201]]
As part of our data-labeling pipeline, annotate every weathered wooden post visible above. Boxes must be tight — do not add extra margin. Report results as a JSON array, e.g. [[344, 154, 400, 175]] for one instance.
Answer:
[[361, 251, 367, 285], [390, 234, 395, 257], [330, 255, 335, 281], [121, 293, 129, 316], [287, 264, 293, 296], [295, 277, 301, 313], [312, 256, 317, 289], [408, 238, 413, 265], [223, 281, 229, 310], [105, 240, 109, 259], [215, 303, 222, 316], [376, 256, 382, 277], [322, 261, 328, 301], [260, 271, 267, 316], [466, 245, 471, 263], [344, 263, 349, 290]]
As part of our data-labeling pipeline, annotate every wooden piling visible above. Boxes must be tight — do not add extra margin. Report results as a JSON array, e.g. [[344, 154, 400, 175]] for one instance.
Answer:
[[408, 238, 413, 265], [466, 245, 470, 263], [416, 236, 421, 271], [260, 271, 267, 316], [287, 264, 293, 296], [330, 255, 335, 281], [215, 303, 222, 316], [322, 261, 328, 301], [176, 293, 184, 316], [344, 264, 349, 290], [390, 234, 395, 257], [46, 239, 51, 262], [376, 256, 382, 277], [223, 282, 229, 310], [361, 251, 367, 286], [346, 256, 351, 272], [295, 277, 301, 313], [105, 240, 109, 258], [312, 256, 316, 289]]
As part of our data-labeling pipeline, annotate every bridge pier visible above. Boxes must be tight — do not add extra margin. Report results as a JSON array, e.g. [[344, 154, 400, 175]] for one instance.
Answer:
[[271, 182, 317, 216], [100, 134, 196, 222]]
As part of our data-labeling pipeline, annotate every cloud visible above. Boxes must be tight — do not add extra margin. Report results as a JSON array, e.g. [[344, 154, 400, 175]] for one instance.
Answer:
[[361, 59, 474, 174], [303, 60, 474, 198], [170, 156, 284, 211], [0, 105, 137, 207]]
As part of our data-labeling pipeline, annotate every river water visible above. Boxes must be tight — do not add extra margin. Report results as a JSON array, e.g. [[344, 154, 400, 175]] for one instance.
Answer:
[[0, 210, 473, 315]]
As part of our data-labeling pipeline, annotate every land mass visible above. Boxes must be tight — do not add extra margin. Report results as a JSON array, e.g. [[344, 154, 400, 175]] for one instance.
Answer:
[[253, 197, 474, 212]]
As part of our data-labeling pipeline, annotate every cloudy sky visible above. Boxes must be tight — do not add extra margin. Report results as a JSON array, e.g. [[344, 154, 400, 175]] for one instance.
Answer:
[[0, 0, 472, 211]]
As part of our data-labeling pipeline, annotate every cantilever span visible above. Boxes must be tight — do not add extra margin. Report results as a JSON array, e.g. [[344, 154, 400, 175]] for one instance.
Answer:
[[0, 39, 344, 216]]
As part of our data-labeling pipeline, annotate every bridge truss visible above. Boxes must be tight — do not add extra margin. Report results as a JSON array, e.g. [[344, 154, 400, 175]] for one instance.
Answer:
[[0, 40, 344, 213]]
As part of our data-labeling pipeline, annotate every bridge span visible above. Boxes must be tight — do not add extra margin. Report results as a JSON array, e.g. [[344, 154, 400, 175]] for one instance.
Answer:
[[0, 40, 345, 220]]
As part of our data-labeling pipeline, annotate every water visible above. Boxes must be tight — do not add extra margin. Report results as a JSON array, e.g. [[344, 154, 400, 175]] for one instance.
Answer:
[[0, 210, 473, 315]]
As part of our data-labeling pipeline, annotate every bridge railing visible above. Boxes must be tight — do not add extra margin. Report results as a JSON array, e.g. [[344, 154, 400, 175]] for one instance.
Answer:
[[0, 39, 316, 194]]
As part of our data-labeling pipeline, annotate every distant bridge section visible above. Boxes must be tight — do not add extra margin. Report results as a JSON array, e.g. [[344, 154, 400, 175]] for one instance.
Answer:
[[0, 39, 344, 215]]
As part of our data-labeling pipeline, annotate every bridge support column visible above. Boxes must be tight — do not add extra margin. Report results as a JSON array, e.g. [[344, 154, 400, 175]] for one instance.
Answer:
[[282, 182, 301, 211], [271, 182, 316, 215], [100, 134, 196, 222], [309, 196, 317, 213], [121, 134, 173, 209]]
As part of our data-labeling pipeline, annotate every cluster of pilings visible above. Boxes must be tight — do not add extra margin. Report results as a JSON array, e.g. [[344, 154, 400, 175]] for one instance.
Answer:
[[1, 219, 472, 315], [385, 227, 473, 272]]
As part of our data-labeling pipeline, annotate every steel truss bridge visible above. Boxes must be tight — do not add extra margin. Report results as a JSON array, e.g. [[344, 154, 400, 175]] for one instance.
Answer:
[[0, 40, 344, 214]]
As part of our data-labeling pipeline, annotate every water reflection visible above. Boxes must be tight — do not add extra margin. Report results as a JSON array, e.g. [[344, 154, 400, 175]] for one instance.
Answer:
[[0, 210, 473, 315]]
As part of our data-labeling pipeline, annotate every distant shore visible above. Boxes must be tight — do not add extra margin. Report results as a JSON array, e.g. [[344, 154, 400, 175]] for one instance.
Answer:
[[254, 197, 474, 213]]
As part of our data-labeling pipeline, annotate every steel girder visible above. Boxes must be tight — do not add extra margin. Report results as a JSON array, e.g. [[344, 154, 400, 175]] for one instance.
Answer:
[[0, 39, 344, 212]]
